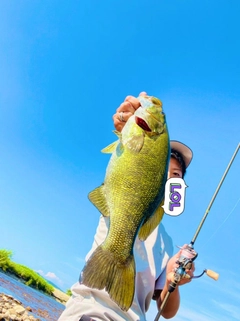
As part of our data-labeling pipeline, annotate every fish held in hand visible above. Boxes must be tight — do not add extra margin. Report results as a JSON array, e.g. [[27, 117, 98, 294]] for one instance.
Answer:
[[80, 96, 170, 311]]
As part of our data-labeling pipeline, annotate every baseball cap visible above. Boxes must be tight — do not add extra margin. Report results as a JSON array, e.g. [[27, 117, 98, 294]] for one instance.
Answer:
[[170, 140, 193, 168]]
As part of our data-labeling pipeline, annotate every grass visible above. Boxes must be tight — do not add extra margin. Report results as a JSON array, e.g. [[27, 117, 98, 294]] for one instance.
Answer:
[[0, 249, 54, 296]]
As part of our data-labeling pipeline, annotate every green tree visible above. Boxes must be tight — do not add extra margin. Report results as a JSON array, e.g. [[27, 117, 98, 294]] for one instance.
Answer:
[[66, 289, 72, 296], [0, 249, 13, 271]]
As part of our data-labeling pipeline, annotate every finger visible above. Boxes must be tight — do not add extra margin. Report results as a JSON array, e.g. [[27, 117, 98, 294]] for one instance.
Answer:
[[190, 264, 195, 273], [139, 91, 147, 96], [116, 101, 136, 114], [113, 97, 139, 132], [113, 114, 125, 132], [179, 278, 191, 285], [185, 269, 194, 277], [124, 95, 141, 111], [186, 266, 195, 274], [114, 110, 133, 123], [113, 112, 132, 132]]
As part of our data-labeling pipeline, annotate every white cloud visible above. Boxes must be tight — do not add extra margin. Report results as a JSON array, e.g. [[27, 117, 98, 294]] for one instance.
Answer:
[[36, 269, 44, 275], [205, 270, 240, 302], [212, 300, 240, 320], [45, 272, 62, 282], [147, 291, 240, 321], [176, 306, 225, 321], [36, 269, 63, 287], [146, 303, 217, 321], [36, 269, 45, 277]]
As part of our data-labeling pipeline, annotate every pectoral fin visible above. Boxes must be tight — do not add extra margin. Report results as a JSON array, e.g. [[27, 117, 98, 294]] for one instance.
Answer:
[[101, 140, 119, 154], [88, 185, 110, 217], [138, 201, 165, 241]]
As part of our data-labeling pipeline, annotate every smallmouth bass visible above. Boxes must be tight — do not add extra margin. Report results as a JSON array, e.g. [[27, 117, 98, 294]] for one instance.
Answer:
[[80, 96, 170, 311]]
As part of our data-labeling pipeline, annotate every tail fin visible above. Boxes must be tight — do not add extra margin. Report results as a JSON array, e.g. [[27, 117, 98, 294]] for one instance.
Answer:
[[80, 245, 135, 311]]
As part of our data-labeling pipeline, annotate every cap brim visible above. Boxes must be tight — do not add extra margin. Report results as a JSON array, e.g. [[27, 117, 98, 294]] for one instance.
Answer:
[[170, 140, 193, 168]]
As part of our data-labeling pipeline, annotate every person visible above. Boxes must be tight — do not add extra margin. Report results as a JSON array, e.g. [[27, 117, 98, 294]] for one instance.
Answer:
[[58, 93, 194, 321]]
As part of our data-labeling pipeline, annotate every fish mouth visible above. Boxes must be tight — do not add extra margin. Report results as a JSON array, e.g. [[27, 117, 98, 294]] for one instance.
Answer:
[[135, 116, 151, 132]]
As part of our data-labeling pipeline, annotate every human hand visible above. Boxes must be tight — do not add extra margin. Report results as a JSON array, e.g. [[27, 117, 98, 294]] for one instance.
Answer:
[[166, 245, 195, 287], [155, 245, 195, 318], [113, 92, 147, 132]]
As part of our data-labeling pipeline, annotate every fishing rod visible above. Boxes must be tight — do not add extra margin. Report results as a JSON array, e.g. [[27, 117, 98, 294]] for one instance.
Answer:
[[154, 142, 240, 321]]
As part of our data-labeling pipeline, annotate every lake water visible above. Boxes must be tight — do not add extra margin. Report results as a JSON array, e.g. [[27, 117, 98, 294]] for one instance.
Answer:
[[0, 270, 65, 320]]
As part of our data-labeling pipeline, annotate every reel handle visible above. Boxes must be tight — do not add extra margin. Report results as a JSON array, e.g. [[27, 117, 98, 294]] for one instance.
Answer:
[[205, 269, 219, 280]]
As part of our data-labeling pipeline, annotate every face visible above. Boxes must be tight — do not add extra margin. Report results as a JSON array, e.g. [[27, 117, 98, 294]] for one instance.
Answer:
[[168, 157, 183, 179]]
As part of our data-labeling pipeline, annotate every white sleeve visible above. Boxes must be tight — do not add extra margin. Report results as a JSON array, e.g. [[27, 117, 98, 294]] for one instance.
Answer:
[[85, 216, 109, 261], [154, 224, 174, 290], [155, 267, 167, 290]]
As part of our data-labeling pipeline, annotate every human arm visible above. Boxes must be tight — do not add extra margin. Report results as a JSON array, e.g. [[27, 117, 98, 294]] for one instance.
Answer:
[[154, 248, 195, 319]]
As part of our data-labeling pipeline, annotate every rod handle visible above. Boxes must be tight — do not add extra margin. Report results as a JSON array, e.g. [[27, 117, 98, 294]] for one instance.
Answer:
[[205, 269, 219, 280]]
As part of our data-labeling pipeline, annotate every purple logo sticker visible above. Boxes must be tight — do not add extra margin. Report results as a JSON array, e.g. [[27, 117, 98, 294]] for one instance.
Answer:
[[162, 178, 187, 216]]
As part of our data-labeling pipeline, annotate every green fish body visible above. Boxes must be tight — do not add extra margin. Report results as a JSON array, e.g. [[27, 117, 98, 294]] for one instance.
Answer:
[[80, 96, 170, 311]]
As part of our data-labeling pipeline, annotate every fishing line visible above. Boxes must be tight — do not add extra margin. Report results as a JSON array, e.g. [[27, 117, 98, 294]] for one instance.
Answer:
[[200, 196, 240, 248]]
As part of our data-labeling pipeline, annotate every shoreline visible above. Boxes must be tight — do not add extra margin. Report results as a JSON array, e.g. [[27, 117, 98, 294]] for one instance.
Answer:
[[0, 292, 41, 321], [0, 269, 70, 305], [0, 271, 67, 321]]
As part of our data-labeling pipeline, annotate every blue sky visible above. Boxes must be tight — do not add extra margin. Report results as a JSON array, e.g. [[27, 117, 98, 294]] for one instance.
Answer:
[[0, 1, 240, 320]]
